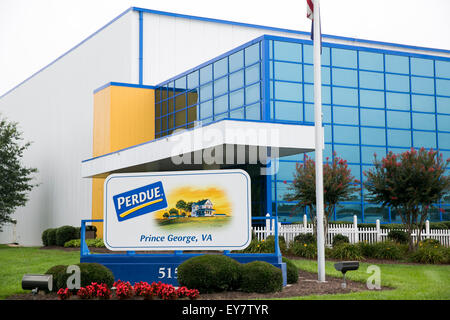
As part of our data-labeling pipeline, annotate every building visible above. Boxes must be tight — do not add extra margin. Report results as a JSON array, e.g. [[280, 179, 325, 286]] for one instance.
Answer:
[[191, 200, 215, 217], [0, 7, 449, 245]]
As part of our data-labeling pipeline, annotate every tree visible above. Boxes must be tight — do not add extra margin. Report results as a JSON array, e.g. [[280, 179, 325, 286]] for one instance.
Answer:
[[176, 200, 187, 213], [286, 153, 359, 239], [0, 115, 38, 231], [169, 208, 179, 217], [363, 148, 450, 251]]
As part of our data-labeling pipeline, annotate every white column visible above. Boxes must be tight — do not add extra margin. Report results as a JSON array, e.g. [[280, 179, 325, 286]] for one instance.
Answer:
[[376, 219, 381, 242]]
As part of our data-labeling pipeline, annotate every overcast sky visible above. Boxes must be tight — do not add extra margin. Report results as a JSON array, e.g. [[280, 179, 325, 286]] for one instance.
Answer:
[[1, 0, 449, 96]]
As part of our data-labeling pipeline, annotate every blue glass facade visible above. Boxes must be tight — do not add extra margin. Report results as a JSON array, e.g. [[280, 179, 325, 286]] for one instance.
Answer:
[[154, 35, 450, 224]]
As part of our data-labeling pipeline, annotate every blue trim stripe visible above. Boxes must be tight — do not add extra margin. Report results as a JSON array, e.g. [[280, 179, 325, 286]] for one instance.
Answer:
[[139, 11, 144, 84], [93, 82, 157, 94]]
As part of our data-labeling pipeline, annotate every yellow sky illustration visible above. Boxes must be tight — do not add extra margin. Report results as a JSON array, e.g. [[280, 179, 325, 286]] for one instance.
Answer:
[[154, 185, 231, 219]]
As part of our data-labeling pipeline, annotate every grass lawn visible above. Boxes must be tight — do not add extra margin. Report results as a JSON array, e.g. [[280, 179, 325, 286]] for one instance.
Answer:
[[0, 245, 79, 299], [290, 259, 450, 300]]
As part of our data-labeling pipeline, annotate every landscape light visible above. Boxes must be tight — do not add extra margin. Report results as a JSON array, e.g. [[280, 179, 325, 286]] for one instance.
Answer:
[[22, 274, 53, 294], [334, 261, 359, 289]]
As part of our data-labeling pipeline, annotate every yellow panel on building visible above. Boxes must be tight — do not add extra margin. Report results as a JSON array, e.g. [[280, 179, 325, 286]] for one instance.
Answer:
[[92, 83, 155, 236]]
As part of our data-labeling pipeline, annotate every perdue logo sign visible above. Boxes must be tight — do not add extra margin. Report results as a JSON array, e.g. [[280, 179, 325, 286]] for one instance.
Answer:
[[112, 181, 168, 222]]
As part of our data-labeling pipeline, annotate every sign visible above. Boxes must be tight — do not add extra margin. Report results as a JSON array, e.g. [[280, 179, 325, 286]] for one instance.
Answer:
[[103, 169, 252, 251]]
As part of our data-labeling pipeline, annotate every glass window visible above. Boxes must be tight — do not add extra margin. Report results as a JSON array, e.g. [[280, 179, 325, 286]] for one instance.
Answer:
[[387, 110, 410, 129], [214, 95, 228, 115], [274, 61, 302, 82], [363, 204, 389, 223], [436, 79, 450, 96], [360, 108, 385, 127], [436, 60, 450, 79], [359, 71, 384, 90], [214, 58, 228, 79], [385, 54, 409, 74], [411, 57, 434, 77], [333, 125, 359, 144], [214, 77, 228, 96], [229, 107, 244, 119], [333, 144, 360, 163], [199, 83, 212, 101], [246, 102, 261, 120], [187, 90, 199, 107], [332, 87, 358, 106], [331, 48, 357, 68], [322, 105, 332, 123], [386, 74, 410, 92], [361, 127, 386, 146], [175, 77, 186, 91], [303, 65, 330, 84], [174, 109, 186, 127], [274, 101, 302, 121], [348, 164, 361, 180], [332, 68, 357, 87], [245, 83, 260, 104], [200, 100, 213, 119], [304, 45, 330, 65], [359, 51, 384, 71], [437, 97, 450, 114], [438, 114, 450, 132], [324, 124, 332, 142], [200, 64, 212, 84], [230, 89, 244, 109], [274, 41, 302, 62], [175, 93, 186, 111], [386, 92, 410, 110], [388, 129, 411, 147], [361, 146, 386, 164], [187, 71, 199, 89], [411, 76, 434, 94], [336, 203, 362, 222], [333, 106, 359, 125], [229, 50, 244, 72], [276, 161, 298, 181], [274, 81, 302, 101], [439, 132, 450, 149], [411, 94, 435, 112], [246, 63, 260, 85], [360, 90, 384, 108], [413, 131, 436, 149], [245, 43, 260, 66], [229, 70, 244, 91], [412, 113, 435, 130]]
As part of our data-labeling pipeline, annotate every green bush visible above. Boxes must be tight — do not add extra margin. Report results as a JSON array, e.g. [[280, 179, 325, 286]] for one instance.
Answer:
[[409, 246, 449, 264], [177, 255, 242, 293], [46, 229, 57, 246], [240, 261, 283, 293], [293, 233, 316, 244], [56, 263, 114, 290], [357, 242, 378, 258], [418, 238, 441, 248], [238, 236, 287, 254], [371, 241, 405, 260], [64, 238, 106, 248], [332, 234, 350, 247], [329, 243, 363, 260], [282, 257, 298, 284], [289, 241, 317, 259], [41, 229, 50, 246], [387, 230, 409, 244], [55, 226, 78, 247], [45, 265, 68, 291]]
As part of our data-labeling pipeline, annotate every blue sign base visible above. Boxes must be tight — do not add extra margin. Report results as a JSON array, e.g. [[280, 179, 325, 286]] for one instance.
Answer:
[[81, 252, 287, 287]]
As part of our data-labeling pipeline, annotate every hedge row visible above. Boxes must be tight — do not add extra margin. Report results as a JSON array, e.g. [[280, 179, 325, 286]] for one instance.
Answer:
[[177, 255, 298, 294], [42, 225, 97, 247], [293, 221, 450, 230]]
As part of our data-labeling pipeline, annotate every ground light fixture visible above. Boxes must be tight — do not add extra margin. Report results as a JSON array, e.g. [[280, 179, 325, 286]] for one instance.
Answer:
[[22, 274, 53, 294], [334, 261, 360, 289]]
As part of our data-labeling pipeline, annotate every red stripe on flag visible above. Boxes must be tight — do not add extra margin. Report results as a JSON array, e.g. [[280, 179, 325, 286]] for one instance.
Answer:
[[306, 0, 314, 19]]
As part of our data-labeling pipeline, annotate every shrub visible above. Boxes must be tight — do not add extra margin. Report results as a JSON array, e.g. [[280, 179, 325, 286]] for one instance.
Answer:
[[293, 233, 316, 244], [289, 241, 317, 259], [387, 230, 409, 244], [332, 234, 350, 247], [240, 261, 283, 293], [56, 263, 114, 290], [329, 243, 363, 260], [258, 236, 287, 254], [177, 255, 242, 293], [45, 265, 67, 292], [41, 229, 50, 246], [371, 241, 405, 260], [64, 238, 105, 248], [46, 228, 57, 246], [55, 225, 78, 247], [409, 246, 448, 264], [282, 257, 298, 284], [357, 242, 378, 258], [418, 238, 441, 248]]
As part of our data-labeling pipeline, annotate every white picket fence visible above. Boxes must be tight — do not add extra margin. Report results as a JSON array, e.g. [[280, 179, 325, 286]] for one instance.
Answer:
[[252, 214, 450, 247]]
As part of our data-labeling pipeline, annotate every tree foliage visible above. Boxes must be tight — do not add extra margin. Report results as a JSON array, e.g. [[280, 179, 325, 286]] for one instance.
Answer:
[[285, 153, 359, 237], [0, 115, 38, 230], [363, 148, 450, 251]]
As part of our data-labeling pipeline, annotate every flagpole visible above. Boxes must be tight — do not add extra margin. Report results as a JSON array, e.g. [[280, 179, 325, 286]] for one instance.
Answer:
[[313, 0, 326, 283]]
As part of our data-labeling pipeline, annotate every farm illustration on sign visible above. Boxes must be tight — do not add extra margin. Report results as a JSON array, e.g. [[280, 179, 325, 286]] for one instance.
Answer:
[[154, 185, 232, 229]]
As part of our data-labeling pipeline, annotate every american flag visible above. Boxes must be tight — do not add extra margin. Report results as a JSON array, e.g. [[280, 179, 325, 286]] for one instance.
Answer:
[[306, 0, 322, 53]]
